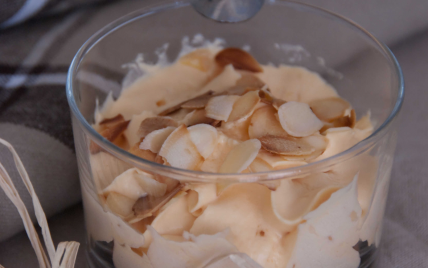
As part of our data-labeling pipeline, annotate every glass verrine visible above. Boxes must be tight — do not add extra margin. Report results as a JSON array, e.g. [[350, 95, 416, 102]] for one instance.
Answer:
[[66, 1, 404, 267]]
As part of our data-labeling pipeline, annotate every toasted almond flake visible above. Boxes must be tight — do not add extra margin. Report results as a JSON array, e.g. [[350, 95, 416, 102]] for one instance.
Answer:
[[137, 117, 178, 138], [181, 109, 216, 126], [350, 109, 356, 128], [278, 101, 323, 137], [205, 95, 240, 121], [215, 48, 263, 73], [99, 114, 125, 128], [106, 192, 135, 218], [256, 150, 307, 169], [236, 70, 265, 88], [199, 64, 242, 95], [320, 109, 357, 133], [168, 108, 193, 122], [220, 117, 251, 141], [131, 184, 184, 221], [219, 139, 261, 173], [185, 183, 217, 215], [179, 49, 214, 72], [139, 127, 176, 153], [228, 90, 260, 122], [181, 94, 213, 109], [310, 97, 351, 122], [129, 143, 157, 162], [158, 125, 203, 170], [158, 104, 183, 116], [188, 124, 219, 159], [248, 106, 288, 139], [258, 135, 315, 156], [90, 120, 131, 154], [249, 157, 272, 172]]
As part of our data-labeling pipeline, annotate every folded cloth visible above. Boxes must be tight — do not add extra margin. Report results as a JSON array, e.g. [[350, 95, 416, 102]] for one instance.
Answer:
[[0, 0, 115, 29], [0, 0, 427, 263]]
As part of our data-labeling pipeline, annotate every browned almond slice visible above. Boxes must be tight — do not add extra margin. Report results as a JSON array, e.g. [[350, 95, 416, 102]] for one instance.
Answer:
[[179, 49, 213, 72], [249, 106, 288, 139], [310, 97, 351, 122], [215, 48, 263, 73], [181, 95, 213, 109], [90, 120, 130, 154], [129, 142, 157, 162], [132, 184, 184, 218], [228, 90, 260, 122], [319, 109, 357, 133], [137, 116, 178, 138], [236, 70, 265, 88], [158, 125, 203, 170], [99, 114, 125, 128], [139, 126, 176, 153], [219, 139, 261, 173], [205, 95, 240, 121], [181, 109, 215, 126], [278, 101, 323, 137], [258, 135, 315, 156]]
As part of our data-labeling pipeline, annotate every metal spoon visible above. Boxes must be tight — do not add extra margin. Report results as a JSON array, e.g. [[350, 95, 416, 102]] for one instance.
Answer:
[[192, 0, 265, 23]]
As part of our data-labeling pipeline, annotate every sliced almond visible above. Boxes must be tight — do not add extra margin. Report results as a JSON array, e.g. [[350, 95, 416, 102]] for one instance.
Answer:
[[139, 126, 176, 153], [181, 94, 213, 109], [90, 120, 130, 154], [228, 90, 260, 122], [137, 117, 178, 138], [278, 101, 323, 137], [215, 48, 263, 73], [181, 109, 216, 126], [220, 117, 251, 141], [249, 106, 288, 139], [179, 49, 213, 72], [188, 124, 219, 159], [249, 157, 272, 172], [205, 95, 240, 121], [320, 109, 357, 133], [257, 150, 307, 169], [129, 142, 157, 162], [258, 135, 315, 156], [158, 125, 203, 170], [106, 192, 135, 218], [236, 70, 265, 88], [168, 108, 193, 122], [99, 114, 125, 129], [132, 184, 184, 219], [310, 98, 351, 122], [219, 139, 261, 173]]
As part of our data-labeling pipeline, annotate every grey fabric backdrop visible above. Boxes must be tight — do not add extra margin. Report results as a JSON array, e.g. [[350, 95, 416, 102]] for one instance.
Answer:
[[0, 0, 427, 267]]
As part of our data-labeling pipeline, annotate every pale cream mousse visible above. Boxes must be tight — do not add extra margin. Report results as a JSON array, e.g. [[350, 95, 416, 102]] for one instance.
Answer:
[[83, 41, 379, 268]]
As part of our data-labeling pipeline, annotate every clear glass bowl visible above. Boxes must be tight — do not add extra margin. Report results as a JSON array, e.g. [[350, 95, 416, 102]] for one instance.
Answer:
[[66, 1, 404, 267]]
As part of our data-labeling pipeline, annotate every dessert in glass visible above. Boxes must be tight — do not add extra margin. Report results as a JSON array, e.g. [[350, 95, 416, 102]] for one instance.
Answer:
[[66, 1, 404, 268]]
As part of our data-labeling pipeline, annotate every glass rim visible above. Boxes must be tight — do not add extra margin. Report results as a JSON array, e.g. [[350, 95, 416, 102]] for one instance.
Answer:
[[66, 0, 404, 182]]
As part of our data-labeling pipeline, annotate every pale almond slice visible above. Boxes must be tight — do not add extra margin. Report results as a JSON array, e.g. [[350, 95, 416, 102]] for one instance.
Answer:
[[218, 139, 261, 173], [248, 157, 272, 172], [181, 109, 216, 126], [158, 125, 203, 170], [215, 48, 263, 73], [106, 192, 135, 218], [139, 126, 176, 153], [258, 135, 315, 156], [179, 48, 213, 72], [205, 95, 240, 121], [129, 142, 157, 162], [228, 90, 260, 122], [188, 124, 219, 159], [278, 101, 323, 137], [236, 70, 265, 88], [137, 116, 179, 138], [220, 117, 251, 141], [309, 97, 351, 122], [248, 106, 288, 139], [181, 95, 213, 109]]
